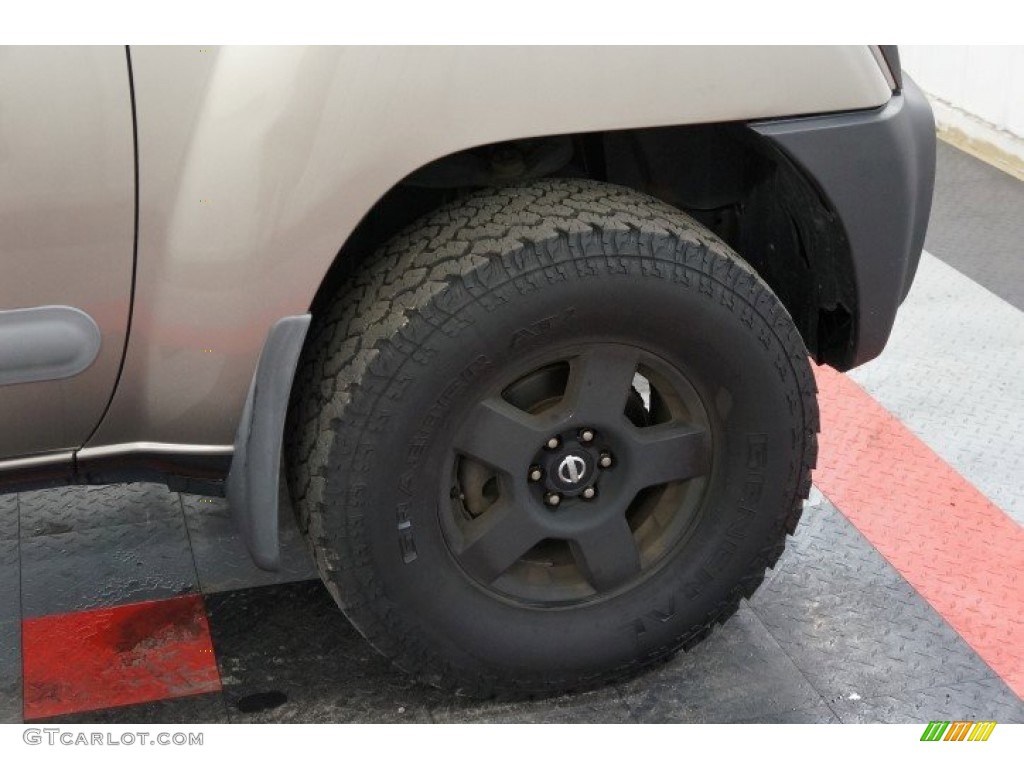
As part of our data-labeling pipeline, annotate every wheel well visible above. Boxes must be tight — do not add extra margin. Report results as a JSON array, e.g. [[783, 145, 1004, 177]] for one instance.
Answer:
[[310, 123, 857, 368]]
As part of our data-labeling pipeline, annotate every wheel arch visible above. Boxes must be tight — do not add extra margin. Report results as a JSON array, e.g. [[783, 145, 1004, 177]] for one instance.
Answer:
[[308, 124, 859, 369]]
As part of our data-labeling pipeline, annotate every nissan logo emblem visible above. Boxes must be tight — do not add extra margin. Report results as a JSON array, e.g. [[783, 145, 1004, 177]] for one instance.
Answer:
[[557, 454, 588, 485]]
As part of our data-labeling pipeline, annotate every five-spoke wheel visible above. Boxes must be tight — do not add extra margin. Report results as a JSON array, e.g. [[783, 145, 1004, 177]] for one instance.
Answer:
[[443, 345, 713, 604]]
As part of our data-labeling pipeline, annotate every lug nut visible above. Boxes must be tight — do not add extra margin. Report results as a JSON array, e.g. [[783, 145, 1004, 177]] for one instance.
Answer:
[[599, 452, 613, 469], [582, 487, 596, 500], [528, 466, 543, 482], [545, 493, 562, 506], [579, 428, 595, 443], [546, 436, 561, 450]]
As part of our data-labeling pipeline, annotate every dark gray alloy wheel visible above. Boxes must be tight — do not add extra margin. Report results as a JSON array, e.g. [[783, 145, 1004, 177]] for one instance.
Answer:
[[286, 179, 818, 698], [444, 344, 713, 606]]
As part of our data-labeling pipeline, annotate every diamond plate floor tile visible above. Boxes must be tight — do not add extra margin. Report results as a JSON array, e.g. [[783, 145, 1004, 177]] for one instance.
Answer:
[[751, 560, 999, 702], [0, 540, 19, 624], [752, 490, 1024, 709], [759, 494, 898, 602], [0, 493, 17, 540], [34, 691, 229, 724], [848, 252, 1024, 525], [182, 493, 317, 595], [19, 517, 197, 617], [206, 581, 444, 723], [831, 678, 1024, 724], [617, 604, 823, 723], [733, 704, 839, 724], [0, 536, 21, 722], [432, 688, 634, 724], [0, 620, 22, 723], [925, 141, 1024, 311], [18, 484, 182, 538], [223, 680, 437, 724]]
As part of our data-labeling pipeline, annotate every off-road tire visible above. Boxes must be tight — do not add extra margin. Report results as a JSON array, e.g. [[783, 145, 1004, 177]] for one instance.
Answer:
[[285, 179, 818, 698]]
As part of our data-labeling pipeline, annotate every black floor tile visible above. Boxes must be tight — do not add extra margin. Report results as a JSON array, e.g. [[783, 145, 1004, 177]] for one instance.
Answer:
[[926, 141, 1024, 312], [205, 581, 445, 723], [432, 688, 634, 724], [32, 691, 230, 724], [0, 494, 17, 541], [617, 605, 822, 723], [751, 570, 997, 701], [0, 620, 22, 724], [0, 540, 19, 624], [181, 494, 317, 595], [732, 703, 839, 724], [18, 484, 182, 538], [207, 581, 640, 723], [226, 679, 437, 724], [19, 517, 198, 617], [757, 498, 898, 602], [831, 678, 1024, 724]]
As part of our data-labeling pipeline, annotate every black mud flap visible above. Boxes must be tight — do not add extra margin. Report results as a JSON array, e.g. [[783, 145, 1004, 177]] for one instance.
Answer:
[[227, 314, 311, 570]]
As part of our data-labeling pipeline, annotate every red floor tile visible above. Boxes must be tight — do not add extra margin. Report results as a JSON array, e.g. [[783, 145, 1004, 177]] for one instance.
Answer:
[[814, 366, 1024, 698], [22, 594, 221, 719]]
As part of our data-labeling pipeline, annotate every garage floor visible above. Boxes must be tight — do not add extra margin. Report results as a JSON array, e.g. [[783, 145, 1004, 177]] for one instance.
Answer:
[[1, 141, 1022, 724]]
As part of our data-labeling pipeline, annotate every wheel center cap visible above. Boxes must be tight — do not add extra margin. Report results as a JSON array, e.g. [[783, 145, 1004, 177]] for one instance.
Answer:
[[557, 454, 588, 485], [544, 446, 597, 494]]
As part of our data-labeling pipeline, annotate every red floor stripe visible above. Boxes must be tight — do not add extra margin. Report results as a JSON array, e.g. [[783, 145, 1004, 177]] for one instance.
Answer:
[[813, 366, 1024, 698], [22, 594, 221, 719]]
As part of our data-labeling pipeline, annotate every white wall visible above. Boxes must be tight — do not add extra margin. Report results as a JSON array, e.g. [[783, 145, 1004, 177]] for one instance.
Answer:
[[901, 46, 1024, 174]]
